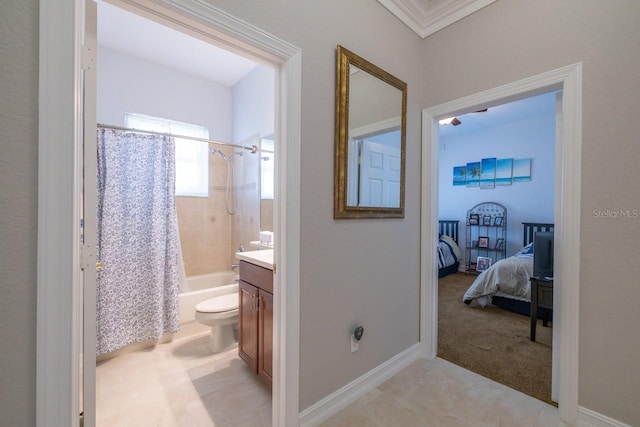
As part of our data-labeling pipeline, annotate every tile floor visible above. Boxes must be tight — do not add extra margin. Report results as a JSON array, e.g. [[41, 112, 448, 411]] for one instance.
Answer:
[[96, 333, 271, 426], [321, 357, 562, 427], [97, 333, 561, 427]]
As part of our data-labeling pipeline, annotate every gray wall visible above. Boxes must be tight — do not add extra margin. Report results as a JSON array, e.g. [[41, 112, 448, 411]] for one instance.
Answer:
[[202, 0, 425, 409], [2, 0, 639, 425], [421, 1, 640, 425], [0, 1, 38, 426]]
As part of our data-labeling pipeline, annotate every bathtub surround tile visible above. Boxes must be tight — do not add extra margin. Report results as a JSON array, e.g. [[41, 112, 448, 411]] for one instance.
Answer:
[[176, 191, 234, 276]]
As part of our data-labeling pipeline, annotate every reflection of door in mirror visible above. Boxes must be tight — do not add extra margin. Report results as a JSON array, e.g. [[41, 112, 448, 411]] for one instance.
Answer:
[[260, 135, 274, 234], [347, 130, 401, 207], [359, 138, 400, 207]]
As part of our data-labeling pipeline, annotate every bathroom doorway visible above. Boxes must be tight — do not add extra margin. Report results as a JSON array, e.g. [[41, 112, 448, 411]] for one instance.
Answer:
[[70, 1, 301, 426], [91, 2, 276, 424]]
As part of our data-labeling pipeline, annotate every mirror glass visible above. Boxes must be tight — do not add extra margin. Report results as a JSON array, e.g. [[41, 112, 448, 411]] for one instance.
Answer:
[[260, 135, 274, 233], [334, 46, 407, 218]]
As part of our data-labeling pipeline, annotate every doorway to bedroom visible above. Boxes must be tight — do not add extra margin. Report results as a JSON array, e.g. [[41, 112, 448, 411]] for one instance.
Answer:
[[434, 91, 559, 405]]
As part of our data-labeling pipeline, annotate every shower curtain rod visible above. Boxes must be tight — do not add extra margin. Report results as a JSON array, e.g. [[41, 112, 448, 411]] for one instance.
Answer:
[[97, 123, 258, 153]]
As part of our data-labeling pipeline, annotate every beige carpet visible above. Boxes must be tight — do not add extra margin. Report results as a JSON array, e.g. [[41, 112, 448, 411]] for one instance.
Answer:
[[437, 272, 554, 405]]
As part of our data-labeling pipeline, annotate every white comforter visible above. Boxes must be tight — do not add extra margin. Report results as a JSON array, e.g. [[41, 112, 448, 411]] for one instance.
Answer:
[[463, 255, 533, 306]]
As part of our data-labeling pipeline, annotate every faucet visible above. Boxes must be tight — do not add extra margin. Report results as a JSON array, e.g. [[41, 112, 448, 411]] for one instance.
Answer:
[[237, 244, 244, 252]]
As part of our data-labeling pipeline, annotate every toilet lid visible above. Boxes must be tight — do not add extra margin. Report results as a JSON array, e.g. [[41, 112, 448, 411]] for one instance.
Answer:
[[195, 294, 238, 313]]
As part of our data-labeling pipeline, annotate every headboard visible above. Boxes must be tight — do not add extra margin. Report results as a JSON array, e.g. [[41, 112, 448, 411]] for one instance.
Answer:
[[522, 222, 555, 246], [439, 220, 460, 244]]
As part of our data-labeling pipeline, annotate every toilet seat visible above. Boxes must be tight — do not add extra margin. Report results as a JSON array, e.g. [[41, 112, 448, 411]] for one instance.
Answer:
[[195, 294, 238, 313], [194, 293, 239, 353]]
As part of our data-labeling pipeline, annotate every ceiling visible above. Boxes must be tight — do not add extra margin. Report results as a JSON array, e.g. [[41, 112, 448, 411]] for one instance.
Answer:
[[438, 91, 558, 137], [99, 1, 545, 134], [97, 2, 258, 87], [377, 0, 498, 38], [98, 1, 496, 86]]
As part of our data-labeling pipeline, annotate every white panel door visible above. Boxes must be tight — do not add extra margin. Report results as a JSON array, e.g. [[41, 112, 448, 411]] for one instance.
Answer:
[[359, 140, 400, 207]]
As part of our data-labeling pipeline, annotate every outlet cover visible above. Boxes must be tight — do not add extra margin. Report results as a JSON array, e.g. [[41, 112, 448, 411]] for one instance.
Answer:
[[351, 336, 359, 352]]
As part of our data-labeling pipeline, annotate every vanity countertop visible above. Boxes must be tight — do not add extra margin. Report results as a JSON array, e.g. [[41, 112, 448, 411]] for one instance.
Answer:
[[236, 249, 273, 270]]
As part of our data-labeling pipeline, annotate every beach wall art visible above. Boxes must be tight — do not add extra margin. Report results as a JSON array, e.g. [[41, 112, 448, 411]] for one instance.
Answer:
[[452, 157, 531, 188]]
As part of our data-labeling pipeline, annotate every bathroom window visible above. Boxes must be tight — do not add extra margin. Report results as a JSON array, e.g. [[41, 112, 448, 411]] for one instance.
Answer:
[[125, 113, 210, 197]]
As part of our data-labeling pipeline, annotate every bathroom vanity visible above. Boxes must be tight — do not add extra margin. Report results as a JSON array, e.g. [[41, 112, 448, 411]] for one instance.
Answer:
[[236, 250, 274, 386]]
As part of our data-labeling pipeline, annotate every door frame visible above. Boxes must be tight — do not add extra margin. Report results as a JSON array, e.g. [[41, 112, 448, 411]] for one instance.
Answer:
[[420, 63, 582, 425], [37, 1, 301, 426]]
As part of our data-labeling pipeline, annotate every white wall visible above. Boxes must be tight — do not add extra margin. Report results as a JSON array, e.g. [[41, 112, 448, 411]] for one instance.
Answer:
[[232, 64, 275, 143], [97, 46, 232, 141], [439, 94, 556, 256], [423, 1, 640, 425]]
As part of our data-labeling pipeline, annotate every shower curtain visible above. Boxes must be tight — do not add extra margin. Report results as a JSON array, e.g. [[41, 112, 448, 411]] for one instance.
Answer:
[[96, 128, 180, 355]]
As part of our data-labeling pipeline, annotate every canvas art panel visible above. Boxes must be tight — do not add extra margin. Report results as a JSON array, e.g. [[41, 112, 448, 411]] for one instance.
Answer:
[[465, 161, 481, 187], [495, 158, 513, 185], [513, 158, 532, 182], [453, 166, 466, 186], [480, 157, 496, 189]]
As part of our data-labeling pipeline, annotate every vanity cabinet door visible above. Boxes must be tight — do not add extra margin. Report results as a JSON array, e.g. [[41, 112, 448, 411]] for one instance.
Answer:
[[238, 280, 258, 372], [258, 289, 273, 385], [238, 260, 273, 386]]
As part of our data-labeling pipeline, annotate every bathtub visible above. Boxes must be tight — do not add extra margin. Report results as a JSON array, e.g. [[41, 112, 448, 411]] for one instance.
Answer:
[[178, 271, 238, 325]]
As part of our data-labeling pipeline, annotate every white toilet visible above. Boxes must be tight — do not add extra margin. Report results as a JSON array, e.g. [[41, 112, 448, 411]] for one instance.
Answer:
[[194, 293, 239, 353]]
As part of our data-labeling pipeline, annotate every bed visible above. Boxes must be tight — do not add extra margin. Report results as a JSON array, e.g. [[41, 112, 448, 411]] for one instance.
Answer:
[[462, 222, 554, 316], [438, 220, 461, 278]]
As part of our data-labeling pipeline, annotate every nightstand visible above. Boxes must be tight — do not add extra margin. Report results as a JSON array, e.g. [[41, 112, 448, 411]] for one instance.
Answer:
[[530, 277, 553, 342]]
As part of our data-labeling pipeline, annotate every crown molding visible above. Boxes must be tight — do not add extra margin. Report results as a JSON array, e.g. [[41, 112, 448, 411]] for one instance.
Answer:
[[377, 0, 498, 38]]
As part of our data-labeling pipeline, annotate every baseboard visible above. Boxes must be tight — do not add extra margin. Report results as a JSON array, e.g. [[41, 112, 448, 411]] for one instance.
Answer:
[[298, 343, 421, 427], [578, 406, 633, 427]]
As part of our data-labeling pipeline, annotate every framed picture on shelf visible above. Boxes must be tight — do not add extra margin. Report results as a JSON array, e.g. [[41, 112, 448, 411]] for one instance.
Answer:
[[469, 214, 480, 225], [478, 236, 489, 248], [494, 238, 505, 250], [476, 256, 492, 272], [493, 216, 503, 226], [470, 261, 478, 271], [483, 215, 491, 225]]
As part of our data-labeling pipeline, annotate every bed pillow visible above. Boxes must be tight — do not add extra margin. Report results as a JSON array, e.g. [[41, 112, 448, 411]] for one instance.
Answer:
[[439, 234, 462, 259], [516, 242, 534, 255]]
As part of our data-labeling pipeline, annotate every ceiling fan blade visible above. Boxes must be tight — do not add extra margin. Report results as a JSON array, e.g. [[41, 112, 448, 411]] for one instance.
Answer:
[[451, 117, 462, 126]]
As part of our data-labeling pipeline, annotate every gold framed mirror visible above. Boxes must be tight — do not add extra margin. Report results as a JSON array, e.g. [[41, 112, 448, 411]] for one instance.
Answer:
[[334, 45, 407, 219]]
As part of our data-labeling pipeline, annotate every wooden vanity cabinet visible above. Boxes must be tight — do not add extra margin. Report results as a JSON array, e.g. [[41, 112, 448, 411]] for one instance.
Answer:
[[238, 260, 273, 386]]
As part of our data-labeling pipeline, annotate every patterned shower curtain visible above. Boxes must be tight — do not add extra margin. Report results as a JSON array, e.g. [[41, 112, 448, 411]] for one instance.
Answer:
[[96, 128, 180, 355]]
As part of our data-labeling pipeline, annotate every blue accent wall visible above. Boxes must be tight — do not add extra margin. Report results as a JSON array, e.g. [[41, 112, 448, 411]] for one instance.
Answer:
[[439, 92, 556, 257]]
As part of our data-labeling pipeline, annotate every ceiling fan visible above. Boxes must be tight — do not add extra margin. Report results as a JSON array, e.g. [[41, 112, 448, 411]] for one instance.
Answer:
[[440, 109, 488, 126]]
